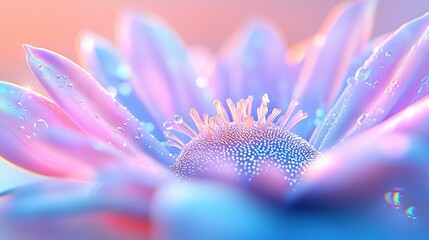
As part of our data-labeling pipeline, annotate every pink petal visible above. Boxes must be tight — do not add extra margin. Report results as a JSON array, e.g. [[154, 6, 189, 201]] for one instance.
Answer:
[[312, 12, 429, 150], [0, 82, 83, 177], [292, 0, 376, 138], [24, 45, 173, 166]]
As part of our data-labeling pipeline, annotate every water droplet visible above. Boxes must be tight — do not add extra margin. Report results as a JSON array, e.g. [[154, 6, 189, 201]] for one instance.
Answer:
[[17, 101, 22, 107], [346, 77, 358, 85], [385, 51, 392, 57], [384, 189, 402, 209], [56, 74, 61, 79], [357, 113, 369, 125], [115, 127, 125, 135], [106, 87, 118, 98], [405, 206, 416, 219], [174, 115, 183, 124], [356, 67, 371, 81], [33, 119, 49, 136], [37, 65, 43, 71], [163, 121, 174, 130], [67, 83, 73, 89], [19, 114, 27, 120], [9, 89, 15, 94], [262, 94, 270, 104], [19, 126, 25, 130]]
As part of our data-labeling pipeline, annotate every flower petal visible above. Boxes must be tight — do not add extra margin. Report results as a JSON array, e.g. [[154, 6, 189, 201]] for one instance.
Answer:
[[24, 45, 173, 166], [0, 82, 85, 177], [292, 0, 376, 138], [291, 96, 429, 221], [118, 11, 209, 120], [312, 12, 429, 150], [346, 26, 429, 137], [218, 19, 291, 109], [78, 32, 164, 140], [0, 179, 152, 239], [151, 181, 282, 240]]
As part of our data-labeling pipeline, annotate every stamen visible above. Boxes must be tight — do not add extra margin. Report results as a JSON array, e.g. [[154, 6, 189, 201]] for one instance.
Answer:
[[165, 94, 320, 187], [277, 100, 299, 128], [285, 110, 308, 130]]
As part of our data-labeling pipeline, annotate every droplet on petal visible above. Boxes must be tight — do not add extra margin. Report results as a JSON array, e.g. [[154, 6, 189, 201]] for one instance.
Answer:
[[384, 188, 402, 209], [404, 206, 417, 219]]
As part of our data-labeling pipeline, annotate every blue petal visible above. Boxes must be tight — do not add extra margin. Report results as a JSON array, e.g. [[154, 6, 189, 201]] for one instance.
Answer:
[[79, 32, 164, 140]]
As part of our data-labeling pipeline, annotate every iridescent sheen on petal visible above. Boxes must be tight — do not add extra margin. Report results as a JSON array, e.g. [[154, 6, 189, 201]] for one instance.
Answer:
[[292, 0, 376, 138], [78, 32, 164, 140], [118, 11, 210, 120], [24, 45, 173, 166], [217, 20, 291, 109], [0, 82, 84, 177], [294, 96, 429, 213], [312, 12, 429, 151]]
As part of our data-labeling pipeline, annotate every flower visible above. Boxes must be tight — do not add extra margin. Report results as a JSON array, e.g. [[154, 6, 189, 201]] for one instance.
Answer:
[[0, 0, 429, 239]]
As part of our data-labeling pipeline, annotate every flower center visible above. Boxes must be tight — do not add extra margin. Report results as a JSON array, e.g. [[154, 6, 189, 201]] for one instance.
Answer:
[[164, 94, 320, 187]]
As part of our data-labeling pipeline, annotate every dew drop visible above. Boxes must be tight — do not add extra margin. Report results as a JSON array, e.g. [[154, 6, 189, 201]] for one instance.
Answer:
[[163, 121, 174, 130], [33, 119, 49, 136], [262, 93, 270, 104], [37, 65, 43, 71], [356, 67, 371, 81], [384, 189, 402, 209], [405, 206, 416, 219], [9, 89, 15, 94], [67, 83, 73, 89], [385, 51, 392, 57], [346, 77, 358, 85], [174, 115, 183, 124], [115, 127, 125, 135], [357, 113, 369, 125]]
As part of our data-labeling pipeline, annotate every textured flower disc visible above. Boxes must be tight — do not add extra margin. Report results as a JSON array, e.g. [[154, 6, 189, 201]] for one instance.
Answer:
[[165, 95, 321, 186]]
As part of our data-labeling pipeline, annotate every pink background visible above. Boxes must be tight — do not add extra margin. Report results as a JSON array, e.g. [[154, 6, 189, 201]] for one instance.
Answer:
[[0, 0, 428, 89]]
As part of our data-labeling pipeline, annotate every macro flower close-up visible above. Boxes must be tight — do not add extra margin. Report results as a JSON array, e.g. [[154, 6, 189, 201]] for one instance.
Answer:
[[0, 0, 429, 239]]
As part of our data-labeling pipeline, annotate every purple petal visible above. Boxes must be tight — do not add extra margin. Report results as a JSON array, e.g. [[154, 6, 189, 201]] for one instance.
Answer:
[[292, 0, 376, 138], [312, 12, 429, 150], [118, 11, 210, 120], [345, 27, 429, 137], [24, 45, 173, 166], [78, 32, 164, 140], [0, 82, 85, 177], [218, 19, 291, 109], [291, 96, 429, 220]]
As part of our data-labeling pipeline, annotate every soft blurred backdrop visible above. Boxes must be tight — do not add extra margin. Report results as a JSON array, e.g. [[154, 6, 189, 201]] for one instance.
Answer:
[[1, 0, 429, 88], [0, 0, 428, 190]]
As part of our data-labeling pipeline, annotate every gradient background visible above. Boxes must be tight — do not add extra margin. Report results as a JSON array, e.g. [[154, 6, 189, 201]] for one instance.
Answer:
[[0, 0, 428, 190], [1, 0, 429, 89]]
